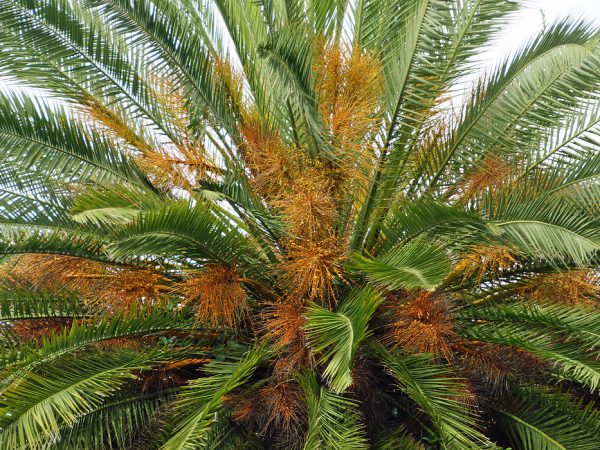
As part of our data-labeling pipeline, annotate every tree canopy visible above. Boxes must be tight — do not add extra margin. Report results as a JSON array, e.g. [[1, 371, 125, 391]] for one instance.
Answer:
[[0, 0, 599, 448]]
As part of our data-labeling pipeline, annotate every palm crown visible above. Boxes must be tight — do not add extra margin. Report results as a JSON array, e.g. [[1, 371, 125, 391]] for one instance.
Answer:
[[0, 0, 599, 448]]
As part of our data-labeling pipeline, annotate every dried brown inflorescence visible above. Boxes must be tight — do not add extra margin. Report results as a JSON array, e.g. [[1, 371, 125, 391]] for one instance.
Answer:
[[238, 43, 384, 308], [282, 237, 345, 304], [278, 171, 337, 239], [231, 380, 307, 448], [137, 146, 220, 192], [257, 381, 307, 434], [93, 268, 167, 311], [11, 318, 72, 343], [240, 113, 297, 200], [85, 70, 224, 194], [459, 342, 550, 398], [1, 254, 106, 293], [176, 265, 248, 328], [521, 269, 599, 306], [262, 301, 306, 349], [314, 43, 383, 186], [262, 300, 313, 374], [83, 100, 154, 155], [452, 244, 518, 284], [276, 166, 344, 304], [459, 156, 514, 204], [134, 74, 219, 192], [0, 255, 167, 311], [386, 292, 457, 359]]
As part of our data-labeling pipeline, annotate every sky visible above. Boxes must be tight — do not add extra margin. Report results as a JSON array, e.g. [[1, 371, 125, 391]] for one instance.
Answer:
[[485, 0, 600, 64]]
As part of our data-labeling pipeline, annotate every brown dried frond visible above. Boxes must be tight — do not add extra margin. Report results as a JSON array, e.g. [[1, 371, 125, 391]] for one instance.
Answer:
[[521, 270, 599, 306], [273, 340, 314, 376], [138, 357, 211, 392], [386, 292, 457, 359], [138, 362, 197, 393], [12, 318, 71, 343], [175, 265, 248, 328], [94, 336, 148, 352], [457, 343, 514, 397], [230, 381, 306, 448], [314, 43, 383, 182], [451, 244, 518, 284], [162, 358, 212, 370], [231, 395, 255, 425], [283, 237, 345, 304]]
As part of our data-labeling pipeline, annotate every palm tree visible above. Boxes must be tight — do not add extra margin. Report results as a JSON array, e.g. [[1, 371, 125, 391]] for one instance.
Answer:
[[0, 0, 599, 448]]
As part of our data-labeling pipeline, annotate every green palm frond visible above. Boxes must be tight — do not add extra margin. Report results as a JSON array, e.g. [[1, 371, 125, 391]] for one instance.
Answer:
[[373, 426, 425, 450], [0, 0, 177, 141], [461, 303, 600, 349], [464, 323, 600, 392], [196, 409, 263, 450], [108, 200, 269, 272], [160, 346, 268, 450], [304, 287, 381, 392], [352, 239, 451, 291], [495, 387, 600, 450], [91, 0, 241, 140], [422, 20, 600, 194], [52, 392, 173, 450], [258, 28, 330, 158], [524, 100, 600, 178], [300, 372, 369, 450], [376, 199, 486, 253], [485, 189, 600, 265], [0, 226, 110, 263], [70, 183, 163, 227], [0, 348, 166, 450], [0, 166, 72, 227], [0, 289, 86, 321], [1, 307, 193, 375], [0, 93, 151, 188], [372, 342, 494, 449], [356, 0, 520, 244]]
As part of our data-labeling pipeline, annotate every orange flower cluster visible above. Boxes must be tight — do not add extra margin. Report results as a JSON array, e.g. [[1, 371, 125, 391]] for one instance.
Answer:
[[314, 43, 383, 185], [459, 156, 514, 204], [176, 265, 248, 328], [0, 255, 166, 311], [386, 292, 457, 359], [452, 244, 518, 284], [522, 269, 599, 306]]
